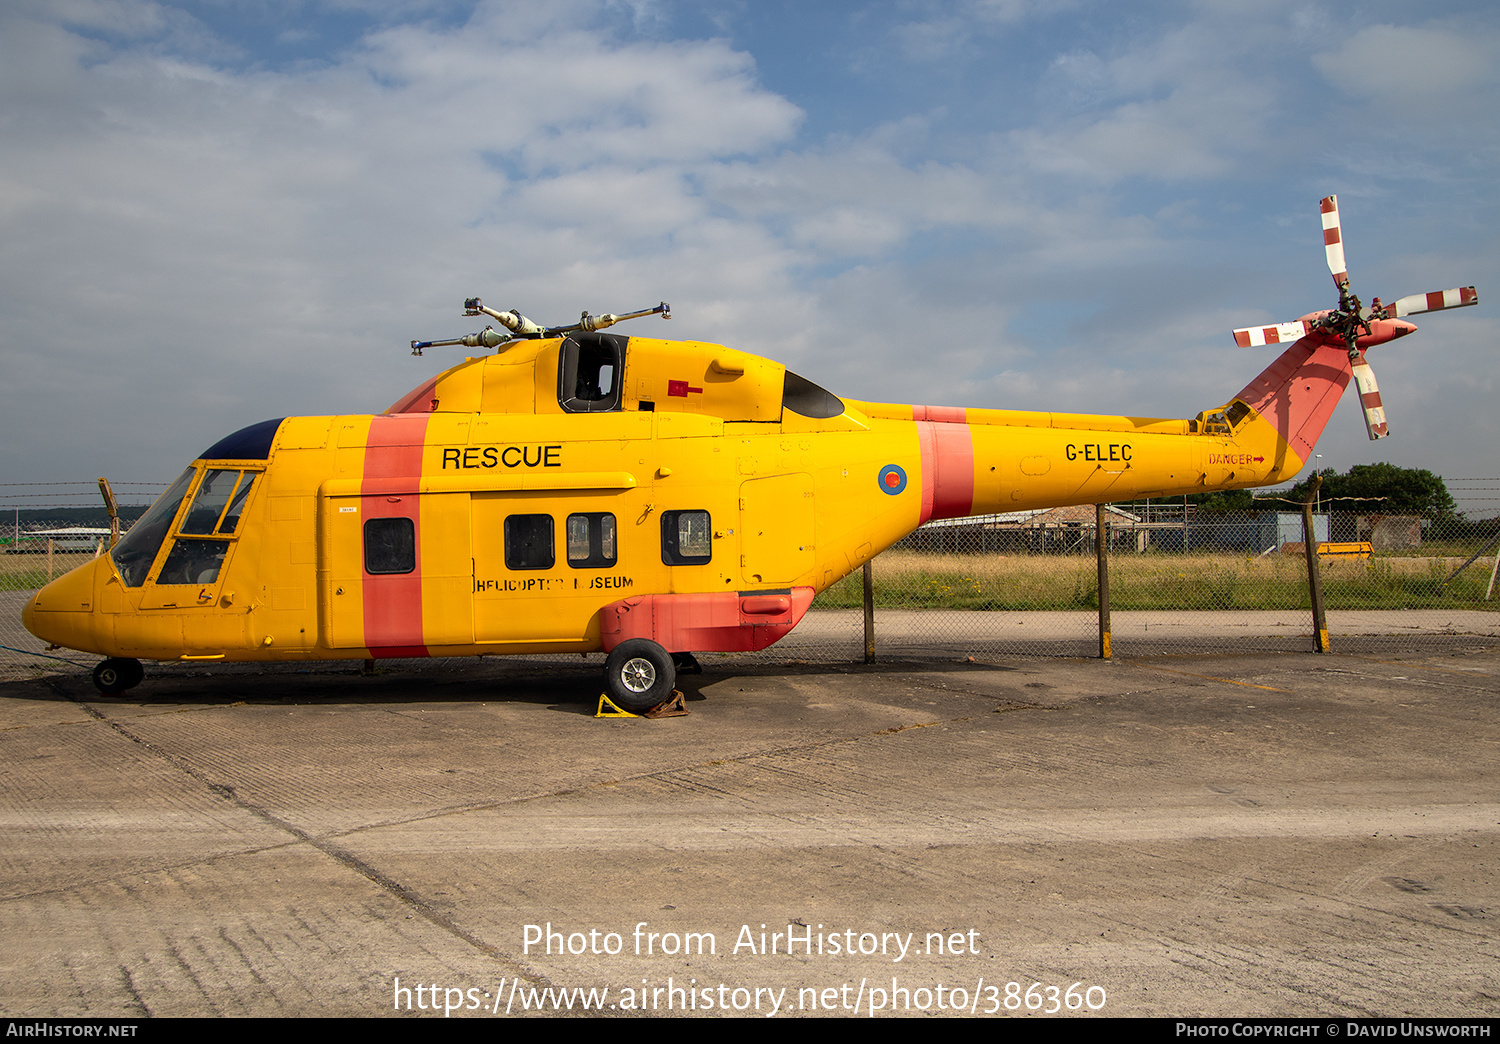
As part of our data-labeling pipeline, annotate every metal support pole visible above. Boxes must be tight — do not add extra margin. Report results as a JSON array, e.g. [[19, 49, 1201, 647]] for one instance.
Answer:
[[862, 560, 876, 664], [1486, 541, 1500, 601], [1096, 504, 1112, 659], [1302, 476, 1329, 652]]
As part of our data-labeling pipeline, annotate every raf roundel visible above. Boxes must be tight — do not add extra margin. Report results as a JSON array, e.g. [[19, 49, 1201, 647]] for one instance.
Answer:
[[878, 464, 907, 496]]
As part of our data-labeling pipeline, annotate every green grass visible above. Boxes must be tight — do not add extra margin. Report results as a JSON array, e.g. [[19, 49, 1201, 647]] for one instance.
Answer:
[[813, 551, 1498, 612], [0, 552, 99, 592]]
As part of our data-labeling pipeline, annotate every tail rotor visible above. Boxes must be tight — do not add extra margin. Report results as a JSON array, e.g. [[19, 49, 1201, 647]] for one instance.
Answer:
[[1232, 195, 1477, 441]]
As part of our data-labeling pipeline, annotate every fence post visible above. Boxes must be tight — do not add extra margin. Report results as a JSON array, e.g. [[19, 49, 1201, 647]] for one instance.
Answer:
[[1096, 504, 1112, 658], [1302, 477, 1329, 652], [47, 538, 54, 580], [862, 560, 876, 664]]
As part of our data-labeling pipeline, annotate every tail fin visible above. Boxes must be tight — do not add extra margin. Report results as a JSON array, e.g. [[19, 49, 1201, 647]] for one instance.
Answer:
[[1233, 339, 1353, 472]]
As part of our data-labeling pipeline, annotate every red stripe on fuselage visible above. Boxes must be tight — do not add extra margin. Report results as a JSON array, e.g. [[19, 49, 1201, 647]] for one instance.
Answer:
[[912, 404, 967, 423], [362, 414, 431, 657], [914, 408, 975, 523]]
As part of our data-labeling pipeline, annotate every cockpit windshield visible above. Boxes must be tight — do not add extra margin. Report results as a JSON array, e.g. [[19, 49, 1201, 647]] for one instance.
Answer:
[[110, 469, 194, 587]]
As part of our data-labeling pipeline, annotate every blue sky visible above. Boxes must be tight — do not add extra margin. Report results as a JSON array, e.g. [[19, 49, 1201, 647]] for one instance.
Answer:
[[2, 0, 1497, 511]]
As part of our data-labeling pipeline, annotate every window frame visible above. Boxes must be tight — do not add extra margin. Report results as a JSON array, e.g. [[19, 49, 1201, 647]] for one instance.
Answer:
[[566, 512, 617, 569], [363, 517, 416, 576], [557, 333, 627, 414], [505, 513, 556, 571], [661, 509, 712, 566]]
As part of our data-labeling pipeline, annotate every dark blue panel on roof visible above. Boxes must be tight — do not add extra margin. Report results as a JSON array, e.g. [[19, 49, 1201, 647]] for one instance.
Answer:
[[198, 418, 285, 461]]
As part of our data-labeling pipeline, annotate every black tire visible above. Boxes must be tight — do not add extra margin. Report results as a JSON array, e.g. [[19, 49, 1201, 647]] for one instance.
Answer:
[[604, 639, 676, 712], [93, 657, 142, 696]]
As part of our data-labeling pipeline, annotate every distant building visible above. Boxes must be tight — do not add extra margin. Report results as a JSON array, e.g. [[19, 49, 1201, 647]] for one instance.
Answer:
[[6, 527, 112, 553]]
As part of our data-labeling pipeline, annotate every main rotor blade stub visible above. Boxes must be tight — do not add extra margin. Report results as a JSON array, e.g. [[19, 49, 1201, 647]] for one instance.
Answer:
[[1385, 286, 1478, 318], [1350, 355, 1389, 440], [1233, 321, 1311, 347]]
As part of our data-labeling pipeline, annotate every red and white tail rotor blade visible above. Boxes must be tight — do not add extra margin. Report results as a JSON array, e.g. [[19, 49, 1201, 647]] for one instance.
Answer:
[[1321, 195, 1349, 289], [1349, 354, 1389, 440], [1232, 320, 1311, 347], [1387, 286, 1478, 318]]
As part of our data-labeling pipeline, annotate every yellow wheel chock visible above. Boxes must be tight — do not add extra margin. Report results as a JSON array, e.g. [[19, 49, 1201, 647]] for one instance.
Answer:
[[596, 690, 688, 718]]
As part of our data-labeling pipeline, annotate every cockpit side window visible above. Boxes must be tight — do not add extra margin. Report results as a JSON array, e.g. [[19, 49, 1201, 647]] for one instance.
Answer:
[[218, 474, 257, 534], [557, 333, 627, 413], [156, 539, 231, 586], [180, 470, 240, 534]]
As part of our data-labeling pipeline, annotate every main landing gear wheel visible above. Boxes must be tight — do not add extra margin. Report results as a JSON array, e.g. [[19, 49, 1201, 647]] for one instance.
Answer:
[[604, 639, 676, 713], [92, 658, 144, 696]]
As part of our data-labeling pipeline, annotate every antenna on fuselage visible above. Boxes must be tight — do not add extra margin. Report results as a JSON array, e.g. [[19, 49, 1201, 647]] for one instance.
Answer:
[[410, 299, 671, 356]]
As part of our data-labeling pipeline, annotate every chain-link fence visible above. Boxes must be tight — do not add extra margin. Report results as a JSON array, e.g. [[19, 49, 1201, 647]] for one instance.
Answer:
[[808, 506, 1500, 659], [4, 502, 1500, 683]]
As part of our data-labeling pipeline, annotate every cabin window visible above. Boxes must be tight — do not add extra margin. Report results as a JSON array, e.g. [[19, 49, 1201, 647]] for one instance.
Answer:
[[111, 468, 196, 587], [566, 513, 617, 568], [364, 517, 416, 575], [505, 514, 555, 570], [782, 371, 844, 419], [557, 333, 626, 413], [661, 510, 711, 565]]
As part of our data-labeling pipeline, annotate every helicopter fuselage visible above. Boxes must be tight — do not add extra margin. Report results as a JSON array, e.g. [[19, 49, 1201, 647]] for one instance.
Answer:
[[23, 329, 1344, 666]]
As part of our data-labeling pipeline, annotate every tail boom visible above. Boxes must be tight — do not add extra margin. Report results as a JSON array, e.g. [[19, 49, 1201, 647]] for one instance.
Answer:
[[855, 332, 1355, 522]]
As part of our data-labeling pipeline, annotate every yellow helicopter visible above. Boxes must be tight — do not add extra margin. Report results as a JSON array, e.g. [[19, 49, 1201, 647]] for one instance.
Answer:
[[23, 197, 1477, 710]]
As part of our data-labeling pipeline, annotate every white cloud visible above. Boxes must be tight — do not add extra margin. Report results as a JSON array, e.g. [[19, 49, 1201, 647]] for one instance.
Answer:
[[0, 0, 809, 479], [888, 0, 1065, 63], [1313, 24, 1498, 114], [1011, 17, 1288, 183]]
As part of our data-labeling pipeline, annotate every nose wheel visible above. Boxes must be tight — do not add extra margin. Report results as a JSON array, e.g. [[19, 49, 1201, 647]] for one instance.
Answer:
[[603, 639, 676, 712], [92, 658, 144, 696]]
